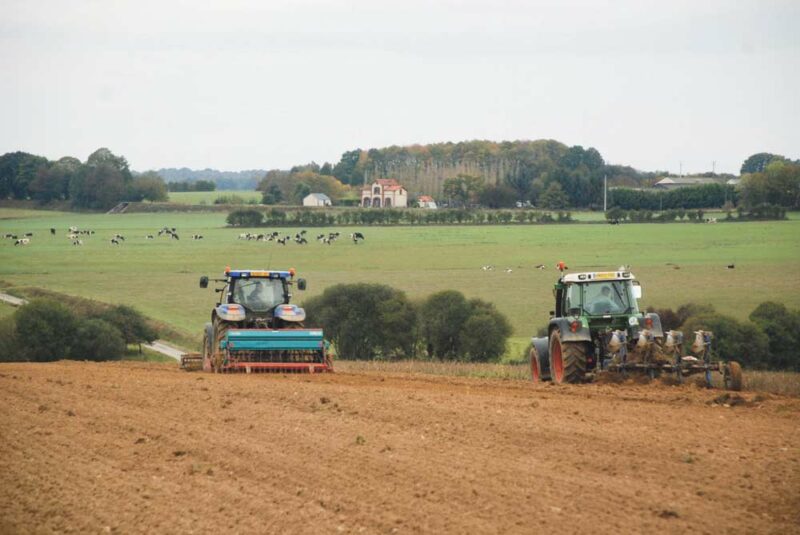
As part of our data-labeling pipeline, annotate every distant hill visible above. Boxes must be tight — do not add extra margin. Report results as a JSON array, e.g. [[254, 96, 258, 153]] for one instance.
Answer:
[[153, 168, 265, 190]]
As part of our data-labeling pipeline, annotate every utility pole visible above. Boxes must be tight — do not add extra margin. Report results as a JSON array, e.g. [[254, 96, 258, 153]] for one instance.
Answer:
[[712, 160, 716, 174], [603, 173, 607, 212], [679, 161, 683, 177]]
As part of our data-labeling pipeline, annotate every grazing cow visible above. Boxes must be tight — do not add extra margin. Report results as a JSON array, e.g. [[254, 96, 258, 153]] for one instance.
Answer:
[[534, 264, 545, 270], [14, 238, 30, 246], [3, 233, 13, 238], [505, 268, 513, 274], [67, 233, 79, 240], [192, 234, 203, 240], [295, 236, 307, 244], [316, 234, 325, 241], [111, 238, 120, 245], [50, 228, 56, 236], [726, 264, 735, 269], [69, 226, 78, 233], [350, 232, 365, 243], [24, 232, 33, 237], [481, 265, 494, 271], [146, 234, 155, 240], [277, 237, 287, 245], [72, 239, 83, 246], [171, 233, 180, 240]]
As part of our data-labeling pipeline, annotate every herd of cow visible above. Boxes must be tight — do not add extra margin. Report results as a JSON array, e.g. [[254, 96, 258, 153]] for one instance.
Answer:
[[237, 230, 365, 245], [4, 227, 365, 247]]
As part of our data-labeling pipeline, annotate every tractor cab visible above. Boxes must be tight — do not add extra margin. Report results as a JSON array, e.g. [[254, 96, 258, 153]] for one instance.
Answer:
[[555, 271, 641, 320]]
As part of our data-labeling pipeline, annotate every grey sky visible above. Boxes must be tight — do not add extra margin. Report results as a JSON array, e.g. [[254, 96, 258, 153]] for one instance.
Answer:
[[2, 0, 798, 174]]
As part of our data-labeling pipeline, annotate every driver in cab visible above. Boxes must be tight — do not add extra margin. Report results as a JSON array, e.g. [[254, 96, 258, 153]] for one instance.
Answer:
[[591, 285, 622, 314]]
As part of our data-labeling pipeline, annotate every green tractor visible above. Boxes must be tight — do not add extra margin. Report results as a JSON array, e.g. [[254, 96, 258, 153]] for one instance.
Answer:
[[529, 266, 742, 390], [181, 267, 333, 373]]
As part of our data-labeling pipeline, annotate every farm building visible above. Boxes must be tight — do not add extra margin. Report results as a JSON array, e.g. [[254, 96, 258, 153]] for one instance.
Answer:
[[653, 177, 723, 190], [361, 179, 408, 208], [417, 195, 437, 209], [303, 193, 332, 207]]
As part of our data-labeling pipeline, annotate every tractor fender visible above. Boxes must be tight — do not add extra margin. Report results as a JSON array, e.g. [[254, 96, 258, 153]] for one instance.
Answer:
[[531, 336, 551, 380], [549, 318, 592, 342]]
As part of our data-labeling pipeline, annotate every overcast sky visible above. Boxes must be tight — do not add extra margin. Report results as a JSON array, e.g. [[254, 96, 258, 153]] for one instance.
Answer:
[[2, 0, 798, 174]]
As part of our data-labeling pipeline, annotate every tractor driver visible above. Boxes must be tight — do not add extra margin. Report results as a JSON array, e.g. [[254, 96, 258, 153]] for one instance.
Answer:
[[246, 279, 274, 309], [590, 285, 622, 314]]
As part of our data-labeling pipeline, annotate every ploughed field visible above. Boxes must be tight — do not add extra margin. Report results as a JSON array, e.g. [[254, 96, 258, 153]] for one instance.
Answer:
[[1, 361, 798, 534]]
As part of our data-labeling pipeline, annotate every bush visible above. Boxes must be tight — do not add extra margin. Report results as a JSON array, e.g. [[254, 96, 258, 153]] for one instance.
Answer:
[[214, 194, 246, 205], [680, 313, 769, 369], [749, 302, 800, 371], [459, 299, 512, 361], [419, 291, 512, 362], [304, 283, 416, 360], [69, 319, 126, 361], [14, 299, 77, 361], [419, 290, 472, 359], [0, 317, 21, 362], [226, 209, 263, 227], [99, 305, 158, 351]]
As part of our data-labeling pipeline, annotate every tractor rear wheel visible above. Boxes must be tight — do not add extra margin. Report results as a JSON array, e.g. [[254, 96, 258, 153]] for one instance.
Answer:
[[548, 328, 587, 384], [202, 328, 212, 372], [725, 361, 743, 391]]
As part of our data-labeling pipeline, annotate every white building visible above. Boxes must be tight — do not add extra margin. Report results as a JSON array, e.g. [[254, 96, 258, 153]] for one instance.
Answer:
[[417, 195, 437, 209], [361, 179, 408, 208], [303, 193, 332, 207]]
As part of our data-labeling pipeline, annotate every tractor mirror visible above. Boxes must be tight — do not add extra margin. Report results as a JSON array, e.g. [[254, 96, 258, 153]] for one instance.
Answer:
[[297, 278, 307, 291], [632, 281, 642, 299], [199, 276, 209, 288]]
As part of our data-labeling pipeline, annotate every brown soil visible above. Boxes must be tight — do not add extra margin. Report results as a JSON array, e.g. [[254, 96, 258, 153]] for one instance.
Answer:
[[1, 361, 799, 534]]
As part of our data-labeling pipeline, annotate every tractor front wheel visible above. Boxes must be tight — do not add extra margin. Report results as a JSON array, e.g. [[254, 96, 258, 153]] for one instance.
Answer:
[[549, 328, 588, 384], [212, 320, 229, 373]]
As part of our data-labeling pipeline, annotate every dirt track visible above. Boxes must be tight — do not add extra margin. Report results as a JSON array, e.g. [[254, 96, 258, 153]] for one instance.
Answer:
[[1, 362, 798, 534]]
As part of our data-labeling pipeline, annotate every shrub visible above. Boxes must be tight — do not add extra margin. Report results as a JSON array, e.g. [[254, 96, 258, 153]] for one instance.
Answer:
[[749, 302, 800, 371], [0, 317, 21, 362], [419, 290, 471, 359], [459, 299, 512, 361], [226, 209, 263, 227], [69, 319, 126, 361], [304, 283, 416, 360], [680, 313, 769, 369], [14, 299, 77, 361], [99, 305, 158, 351]]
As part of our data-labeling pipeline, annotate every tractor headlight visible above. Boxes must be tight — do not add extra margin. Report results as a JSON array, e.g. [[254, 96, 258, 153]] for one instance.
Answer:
[[628, 316, 638, 327]]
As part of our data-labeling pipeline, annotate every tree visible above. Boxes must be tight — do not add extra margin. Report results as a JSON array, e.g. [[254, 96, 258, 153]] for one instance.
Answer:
[[0, 318, 20, 362], [419, 290, 472, 359], [740, 161, 800, 209], [332, 150, 364, 185], [14, 299, 78, 361], [0, 151, 50, 199], [261, 183, 283, 204], [86, 148, 133, 182], [194, 180, 216, 191], [459, 299, 512, 361], [69, 319, 126, 361], [443, 175, 484, 207], [749, 302, 800, 370], [304, 284, 417, 360], [99, 305, 159, 352], [740, 152, 785, 175], [129, 171, 168, 202], [539, 182, 569, 209], [69, 163, 126, 209], [29, 159, 77, 203], [478, 184, 516, 208]]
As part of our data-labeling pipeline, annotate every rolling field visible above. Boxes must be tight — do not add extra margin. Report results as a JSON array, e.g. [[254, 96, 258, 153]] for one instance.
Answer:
[[167, 190, 263, 205], [1, 208, 799, 355]]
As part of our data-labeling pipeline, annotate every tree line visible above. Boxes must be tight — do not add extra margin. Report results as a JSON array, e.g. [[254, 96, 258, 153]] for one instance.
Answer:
[[0, 149, 168, 209]]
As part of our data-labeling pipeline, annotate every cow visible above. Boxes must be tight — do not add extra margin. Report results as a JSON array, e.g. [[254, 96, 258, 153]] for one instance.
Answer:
[[50, 228, 56, 236], [146, 235, 155, 240], [14, 238, 30, 246], [191, 234, 203, 240], [111, 238, 120, 245], [67, 233, 79, 240], [171, 233, 180, 240], [350, 232, 365, 243], [72, 239, 83, 246], [24, 232, 33, 237]]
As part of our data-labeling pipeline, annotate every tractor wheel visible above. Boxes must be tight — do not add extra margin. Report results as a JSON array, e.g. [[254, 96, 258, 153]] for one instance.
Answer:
[[202, 328, 212, 372], [529, 347, 542, 383], [548, 329, 587, 384], [725, 361, 743, 392], [212, 320, 229, 373]]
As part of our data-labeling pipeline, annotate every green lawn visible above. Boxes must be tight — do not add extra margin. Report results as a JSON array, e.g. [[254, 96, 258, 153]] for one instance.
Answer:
[[1, 209, 798, 358], [168, 190, 262, 205]]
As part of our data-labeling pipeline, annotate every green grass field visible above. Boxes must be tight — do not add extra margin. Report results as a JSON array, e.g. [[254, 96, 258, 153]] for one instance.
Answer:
[[1, 209, 799, 357], [168, 190, 262, 205]]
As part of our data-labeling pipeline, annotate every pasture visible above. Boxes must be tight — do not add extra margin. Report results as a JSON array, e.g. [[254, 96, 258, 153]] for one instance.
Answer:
[[1, 208, 799, 356], [167, 190, 263, 205]]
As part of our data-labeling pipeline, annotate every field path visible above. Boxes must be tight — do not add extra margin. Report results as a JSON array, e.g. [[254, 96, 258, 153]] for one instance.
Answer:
[[1, 361, 798, 534], [0, 292, 187, 361]]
